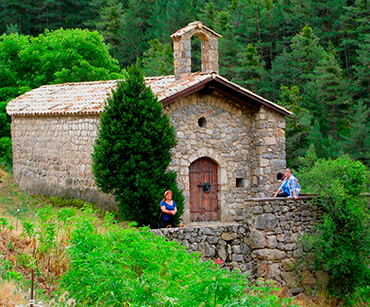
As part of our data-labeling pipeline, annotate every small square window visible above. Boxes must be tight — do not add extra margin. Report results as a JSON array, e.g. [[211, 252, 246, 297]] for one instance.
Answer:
[[236, 178, 244, 188]]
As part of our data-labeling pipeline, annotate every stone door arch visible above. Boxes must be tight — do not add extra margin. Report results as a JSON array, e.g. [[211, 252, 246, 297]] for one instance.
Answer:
[[189, 157, 219, 222]]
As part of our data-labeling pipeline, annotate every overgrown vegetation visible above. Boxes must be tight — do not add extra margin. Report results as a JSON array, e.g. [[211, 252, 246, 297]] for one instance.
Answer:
[[92, 64, 184, 227], [0, 168, 297, 306], [300, 156, 370, 305]]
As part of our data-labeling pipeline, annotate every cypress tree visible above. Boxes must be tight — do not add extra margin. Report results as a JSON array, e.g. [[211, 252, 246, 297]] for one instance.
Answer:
[[92, 64, 184, 227]]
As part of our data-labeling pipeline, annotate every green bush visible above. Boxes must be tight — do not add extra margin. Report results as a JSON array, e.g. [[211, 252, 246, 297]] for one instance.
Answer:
[[92, 64, 184, 227], [300, 156, 370, 303], [61, 210, 296, 306], [0, 137, 12, 170]]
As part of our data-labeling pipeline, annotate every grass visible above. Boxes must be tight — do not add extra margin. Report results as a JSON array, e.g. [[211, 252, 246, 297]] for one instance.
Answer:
[[0, 167, 346, 307]]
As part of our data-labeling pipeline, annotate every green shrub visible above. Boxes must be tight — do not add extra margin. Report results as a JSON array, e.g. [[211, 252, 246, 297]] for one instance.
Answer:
[[92, 64, 184, 227], [0, 137, 12, 170], [61, 211, 296, 306], [300, 156, 370, 303]]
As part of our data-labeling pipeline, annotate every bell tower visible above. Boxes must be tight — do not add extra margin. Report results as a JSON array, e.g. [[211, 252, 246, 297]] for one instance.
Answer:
[[171, 21, 222, 80]]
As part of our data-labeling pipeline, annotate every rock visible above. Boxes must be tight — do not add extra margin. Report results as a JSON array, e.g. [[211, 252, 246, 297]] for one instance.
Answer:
[[281, 271, 300, 288], [221, 232, 237, 241], [255, 213, 278, 230], [281, 258, 296, 271], [266, 263, 281, 279], [252, 249, 286, 260], [315, 270, 329, 287], [250, 230, 266, 249], [302, 270, 316, 285], [266, 235, 277, 248], [291, 293, 317, 306]]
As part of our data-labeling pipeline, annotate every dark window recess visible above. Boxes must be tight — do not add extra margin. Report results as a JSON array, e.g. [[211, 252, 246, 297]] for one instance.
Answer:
[[198, 117, 207, 128], [236, 178, 244, 188]]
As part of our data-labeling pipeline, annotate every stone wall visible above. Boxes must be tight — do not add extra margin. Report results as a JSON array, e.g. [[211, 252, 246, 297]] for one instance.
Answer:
[[165, 92, 286, 223], [152, 224, 255, 273], [11, 115, 116, 210], [152, 197, 327, 295]]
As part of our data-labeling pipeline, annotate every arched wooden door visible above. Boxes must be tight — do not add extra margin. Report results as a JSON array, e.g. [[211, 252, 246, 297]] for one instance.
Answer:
[[189, 157, 219, 222]]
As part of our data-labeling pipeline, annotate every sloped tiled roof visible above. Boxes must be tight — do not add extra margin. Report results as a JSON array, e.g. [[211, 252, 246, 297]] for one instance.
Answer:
[[6, 72, 291, 116], [171, 21, 222, 39]]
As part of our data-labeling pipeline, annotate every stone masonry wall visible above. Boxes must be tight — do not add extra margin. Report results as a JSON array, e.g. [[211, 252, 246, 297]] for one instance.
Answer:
[[153, 197, 328, 295], [11, 115, 116, 210], [251, 106, 287, 198], [165, 92, 286, 223]]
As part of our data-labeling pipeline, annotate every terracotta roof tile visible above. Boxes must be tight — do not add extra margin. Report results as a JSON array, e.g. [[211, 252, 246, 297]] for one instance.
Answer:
[[6, 73, 291, 116]]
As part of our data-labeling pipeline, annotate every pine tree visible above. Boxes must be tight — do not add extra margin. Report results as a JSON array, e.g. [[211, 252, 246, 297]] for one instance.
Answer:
[[142, 39, 173, 76], [354, 34, 370, 105], [307, 51, 351, 141], [92, 64, 184, 227], [343, 101, 370, 166], [278, 86, 312, 169], [94, 0, 125, 63], [236, 43, 266, 92]]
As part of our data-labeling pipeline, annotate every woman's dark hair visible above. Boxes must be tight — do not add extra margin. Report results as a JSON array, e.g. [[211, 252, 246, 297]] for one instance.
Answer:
[[277, 172, 284, 180]]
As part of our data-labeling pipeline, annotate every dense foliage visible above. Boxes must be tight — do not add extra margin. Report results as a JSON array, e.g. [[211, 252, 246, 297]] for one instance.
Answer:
[[0, 28, 122, 168], [299, 156, 370, 304], [92, 64, 184, 227], [0, 182, 296, 306], [62, 214, 296, 306]]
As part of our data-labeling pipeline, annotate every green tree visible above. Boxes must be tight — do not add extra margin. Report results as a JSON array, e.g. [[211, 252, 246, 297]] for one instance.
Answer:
[[306, 51, 351, 141], [307, 120, 343, 160], [0, 28, 122, 168], [278, 86, 312, 169], [300, 156, 370, 302], [142, 39, 173, 77], [93, 0, 125, 64], [354, 33, 370, 105], [118, 0, 153, 67], [343, 101, 370, 166], [92, 64, 184, 227], [236, 43, 266, 92], [269, 25, 326, 101]]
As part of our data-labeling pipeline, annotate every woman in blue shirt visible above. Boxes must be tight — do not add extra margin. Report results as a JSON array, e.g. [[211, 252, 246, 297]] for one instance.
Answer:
[[160, 190, 177, 228]]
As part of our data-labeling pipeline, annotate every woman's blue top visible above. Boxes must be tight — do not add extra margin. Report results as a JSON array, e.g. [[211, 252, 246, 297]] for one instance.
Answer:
[[160, 200, 176, 221]]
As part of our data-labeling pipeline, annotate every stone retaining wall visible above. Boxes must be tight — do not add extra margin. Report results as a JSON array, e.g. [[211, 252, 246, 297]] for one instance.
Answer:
[[152, 224, 255, 273], [153, 197, 328, 295]]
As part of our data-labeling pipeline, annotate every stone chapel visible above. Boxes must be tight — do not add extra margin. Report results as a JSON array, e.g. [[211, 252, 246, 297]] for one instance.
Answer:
[[7, 22, 290, 224]]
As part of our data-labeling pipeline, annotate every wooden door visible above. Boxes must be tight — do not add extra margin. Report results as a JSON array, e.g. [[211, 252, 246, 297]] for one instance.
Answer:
[[189, 157, 219, 222]]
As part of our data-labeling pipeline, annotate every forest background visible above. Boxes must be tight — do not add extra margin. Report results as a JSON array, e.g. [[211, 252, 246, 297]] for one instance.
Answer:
[[1, 0, 370, 170]]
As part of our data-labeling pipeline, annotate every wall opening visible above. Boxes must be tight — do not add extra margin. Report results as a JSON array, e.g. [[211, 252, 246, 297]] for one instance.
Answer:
[[236, 178, 245, 188], [198, 117, 207, 128], [191, 35, 201, 72]]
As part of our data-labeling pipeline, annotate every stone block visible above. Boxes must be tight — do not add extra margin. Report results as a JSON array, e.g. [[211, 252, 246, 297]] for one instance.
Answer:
[[302, 270, 315, 285], [266, 235, 278, 248], [315, 270, 329, 287], [221, 232, 238, 241], [255, 213, 278, 230], [250, 230, 266, 249], [281, 271, 300, 288], [252, 249, 286, 260], [281, 258, 296, 271], [232, 254, 244, 262], [265, 136, 276, 145], [266, 263, 281, 279], [232, 245, 241, 254]]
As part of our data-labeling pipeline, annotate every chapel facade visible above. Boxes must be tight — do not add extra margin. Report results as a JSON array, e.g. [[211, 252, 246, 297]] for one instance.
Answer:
[[7, 22, 290, 224]]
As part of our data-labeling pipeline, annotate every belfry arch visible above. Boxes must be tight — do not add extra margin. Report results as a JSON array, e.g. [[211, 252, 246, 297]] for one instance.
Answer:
[[171, 21, 222, 80]]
